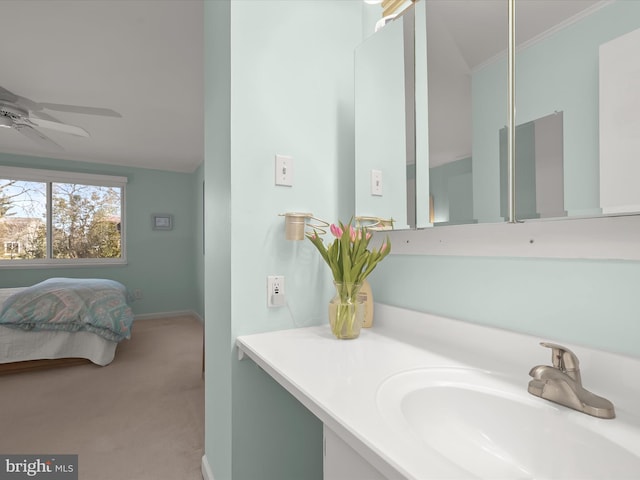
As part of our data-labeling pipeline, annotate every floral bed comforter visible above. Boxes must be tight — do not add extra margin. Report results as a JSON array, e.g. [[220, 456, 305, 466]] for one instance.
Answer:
[[0, 278, 134, 342]]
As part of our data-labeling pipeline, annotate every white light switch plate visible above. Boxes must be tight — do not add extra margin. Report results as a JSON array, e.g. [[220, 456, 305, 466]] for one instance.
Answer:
[[275, 154, 293, 187], [371, 169, 383, 196]]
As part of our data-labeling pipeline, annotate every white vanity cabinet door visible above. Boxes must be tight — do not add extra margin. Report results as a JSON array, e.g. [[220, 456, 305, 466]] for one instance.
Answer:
[[323, 425, 388, 480]]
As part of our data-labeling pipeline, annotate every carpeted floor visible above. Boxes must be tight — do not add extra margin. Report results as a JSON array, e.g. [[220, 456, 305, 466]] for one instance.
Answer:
[[0, 315, 204, 480]]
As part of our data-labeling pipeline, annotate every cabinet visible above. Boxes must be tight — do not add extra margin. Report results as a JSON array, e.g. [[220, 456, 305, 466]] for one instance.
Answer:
[[323, 425, 387, 480]]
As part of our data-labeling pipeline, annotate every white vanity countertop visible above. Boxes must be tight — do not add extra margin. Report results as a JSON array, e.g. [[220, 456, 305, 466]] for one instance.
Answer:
[[236, 303, 640, 479]]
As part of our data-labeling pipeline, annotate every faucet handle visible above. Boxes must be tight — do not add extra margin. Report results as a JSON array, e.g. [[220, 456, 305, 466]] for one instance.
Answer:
[[540, 342, 580, 373]]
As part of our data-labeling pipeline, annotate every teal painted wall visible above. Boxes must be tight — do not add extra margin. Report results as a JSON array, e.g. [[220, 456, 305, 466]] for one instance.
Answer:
[[203, 0, 232, 478], [0, 152, 199, 316], [372, 254, 640, 358], [204, 1, 362, 479], [194, 163, 205, 319]]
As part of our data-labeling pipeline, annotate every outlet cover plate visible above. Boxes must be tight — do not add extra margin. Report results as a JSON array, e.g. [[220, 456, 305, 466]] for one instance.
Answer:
[[267, 275, 285, 307]]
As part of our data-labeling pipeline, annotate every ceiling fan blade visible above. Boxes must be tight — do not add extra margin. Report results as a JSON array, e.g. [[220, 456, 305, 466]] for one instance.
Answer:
[[14, 124, 64, 151], [28, 117, 90, 137], [0, 86, 121, 118], [39, 103, 122, 118], [0, 86, 19, 103], [28, 110, 63, 123]]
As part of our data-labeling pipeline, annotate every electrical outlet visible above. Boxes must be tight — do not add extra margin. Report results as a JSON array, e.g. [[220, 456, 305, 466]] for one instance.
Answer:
[[267, 275, 285, 307], [133, 289, 143, 300]]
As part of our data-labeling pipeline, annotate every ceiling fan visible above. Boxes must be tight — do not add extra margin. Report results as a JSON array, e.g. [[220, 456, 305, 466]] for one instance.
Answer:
[[0, 85, 121, 151]]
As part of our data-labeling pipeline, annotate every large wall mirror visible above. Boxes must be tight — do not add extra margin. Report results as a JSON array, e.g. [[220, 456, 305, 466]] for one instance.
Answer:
[[354, 9, 415, 229], [355, 0, 640, 230], [423, 0, 507, 227], [513, 0, 640, 218]]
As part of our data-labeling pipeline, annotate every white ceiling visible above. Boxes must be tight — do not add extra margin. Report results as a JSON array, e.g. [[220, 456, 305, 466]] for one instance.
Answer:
[[0, 0, 203, 173]]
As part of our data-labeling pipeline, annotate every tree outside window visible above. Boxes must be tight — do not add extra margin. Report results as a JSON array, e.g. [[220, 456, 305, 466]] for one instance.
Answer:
[[0, 173, 124, 263]]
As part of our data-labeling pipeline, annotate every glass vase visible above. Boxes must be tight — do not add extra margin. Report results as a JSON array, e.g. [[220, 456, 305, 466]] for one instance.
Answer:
[[328, 281, 365, 339]]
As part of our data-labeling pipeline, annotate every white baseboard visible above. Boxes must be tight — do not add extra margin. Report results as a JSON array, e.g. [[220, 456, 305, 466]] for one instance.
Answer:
[[201, 455, 214, 480], [134, 310, 204, 323]]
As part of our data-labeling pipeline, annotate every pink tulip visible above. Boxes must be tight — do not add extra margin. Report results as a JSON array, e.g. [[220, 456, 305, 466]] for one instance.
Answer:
[[366, 232, 372, 240], [350, 226, 357, 242], [380, 242, 388, 253], [309, 232, 317, 240], [330, 224, 343, 238]]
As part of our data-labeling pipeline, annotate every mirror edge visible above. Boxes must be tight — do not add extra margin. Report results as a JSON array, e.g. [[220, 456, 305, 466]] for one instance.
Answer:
[[385, 214, 640, 260]]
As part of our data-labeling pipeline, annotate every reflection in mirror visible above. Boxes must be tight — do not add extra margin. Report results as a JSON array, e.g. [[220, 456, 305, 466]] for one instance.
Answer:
[[354, 9, 415, 230], [599, 25, 640, 214], [513, 0, 640, 219], [499, 112, 565, 220], [357, 1, 640, 230], [422, 0, 508, 227], [429, 156, 474, 225]]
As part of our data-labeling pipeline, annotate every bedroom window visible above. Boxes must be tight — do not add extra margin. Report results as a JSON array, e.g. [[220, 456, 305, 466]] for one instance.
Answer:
[[0, 167, 127, 266]]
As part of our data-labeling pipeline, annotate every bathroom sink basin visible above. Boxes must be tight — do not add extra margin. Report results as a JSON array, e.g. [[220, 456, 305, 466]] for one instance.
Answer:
[[376, 367, 640, 479]]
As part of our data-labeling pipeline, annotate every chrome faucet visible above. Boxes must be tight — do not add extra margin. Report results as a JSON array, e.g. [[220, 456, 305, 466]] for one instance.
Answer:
[[528, 342, 615, 419]]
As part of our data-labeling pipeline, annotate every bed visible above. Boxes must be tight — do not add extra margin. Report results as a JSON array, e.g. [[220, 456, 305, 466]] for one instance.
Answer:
[[0, 278, 134, 374]]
